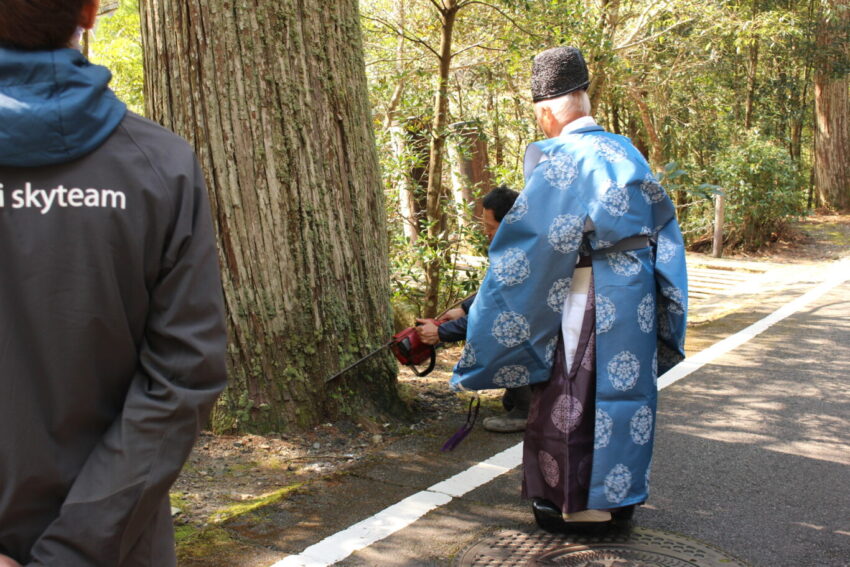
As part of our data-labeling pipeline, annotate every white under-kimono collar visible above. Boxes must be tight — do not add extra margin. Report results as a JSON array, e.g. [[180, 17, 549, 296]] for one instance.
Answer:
[[523, 115, 598, 182], [559, 115, 597, 136]]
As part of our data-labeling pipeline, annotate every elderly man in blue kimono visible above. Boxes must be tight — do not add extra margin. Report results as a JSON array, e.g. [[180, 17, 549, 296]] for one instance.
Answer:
[[451, 46, 688, 530]]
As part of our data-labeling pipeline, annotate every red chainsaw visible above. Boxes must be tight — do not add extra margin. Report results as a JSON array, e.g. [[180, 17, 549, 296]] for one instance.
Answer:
[[323, 318, 445, 382]]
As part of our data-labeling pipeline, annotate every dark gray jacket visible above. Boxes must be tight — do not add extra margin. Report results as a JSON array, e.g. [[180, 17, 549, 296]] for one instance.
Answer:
[[0, 106, 227, 565]]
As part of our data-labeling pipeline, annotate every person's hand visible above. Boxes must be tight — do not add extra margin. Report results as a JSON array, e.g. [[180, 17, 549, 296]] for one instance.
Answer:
[[415, 319, 441, 345], [441, 307, 466, 321], [0, 555, 22, 567]]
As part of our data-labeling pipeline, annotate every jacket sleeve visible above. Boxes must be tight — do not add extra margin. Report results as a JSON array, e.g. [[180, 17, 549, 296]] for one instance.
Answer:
[[438, 294, 476, 343], [26, 161, 228, 566], [438, 315, 468, 343]]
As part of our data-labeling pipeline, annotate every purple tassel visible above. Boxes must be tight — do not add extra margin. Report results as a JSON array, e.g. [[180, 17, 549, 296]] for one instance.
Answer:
[[441, 396, 480, 452]]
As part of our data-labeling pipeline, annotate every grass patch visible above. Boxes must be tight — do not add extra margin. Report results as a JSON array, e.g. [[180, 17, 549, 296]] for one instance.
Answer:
[[210, 483, 304, 524], [170, 491, 190, 511], [175, 525, 236, 561]]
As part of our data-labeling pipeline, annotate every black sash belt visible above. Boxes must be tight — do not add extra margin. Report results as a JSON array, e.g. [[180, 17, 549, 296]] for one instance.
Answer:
[[577, 236, 650, 268]]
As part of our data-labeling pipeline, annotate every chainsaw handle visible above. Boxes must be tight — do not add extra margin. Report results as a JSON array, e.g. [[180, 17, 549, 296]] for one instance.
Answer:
[[409, 347, 437, 377]]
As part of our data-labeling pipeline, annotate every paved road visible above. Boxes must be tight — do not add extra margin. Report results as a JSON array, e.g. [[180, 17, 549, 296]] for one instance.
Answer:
[[221, 259, 849, 567], [642, 279, 850, 566]]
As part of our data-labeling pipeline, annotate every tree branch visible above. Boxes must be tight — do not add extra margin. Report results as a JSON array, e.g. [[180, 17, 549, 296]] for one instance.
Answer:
[[427, 0, 447, 13], [617, 0, 671, 48], [451, 41, 505, 58], [616, 18, 694, 51], [461, 0, 546, 39], [361, 14, 440, 58]]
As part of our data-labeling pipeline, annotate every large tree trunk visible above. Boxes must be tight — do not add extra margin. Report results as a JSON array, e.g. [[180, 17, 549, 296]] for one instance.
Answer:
[[814, 0, 850, 211], [139, 0, 401, 432]]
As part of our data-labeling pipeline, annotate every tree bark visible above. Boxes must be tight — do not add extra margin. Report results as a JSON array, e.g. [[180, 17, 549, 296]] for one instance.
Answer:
[[486, 70, 504, 168], [587, 0, 621, 111], [628, 87, 664, 171], [394, 118, 431, 243], [139, 0, 401, 432], [423, 0, 460, 317], [744, 38, 759, 129], [814, 0, 850, 211], [448, 121, 491, 227]]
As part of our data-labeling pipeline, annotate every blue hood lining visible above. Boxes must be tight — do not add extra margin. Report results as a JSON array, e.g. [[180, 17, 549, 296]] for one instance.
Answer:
[[0, 47, 127, 167]]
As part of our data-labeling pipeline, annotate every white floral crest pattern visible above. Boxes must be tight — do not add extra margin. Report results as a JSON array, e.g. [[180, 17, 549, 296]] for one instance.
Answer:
[[594, 408, 613, 449], [593, 138, 628, 162], [606, 251, 642, 277], [662, 286, 686, 315], [552, 394, 583, 434], [493, 248, 531, 287], [539, 450, 560, 488], [656, 235, 678, 264], [458, 342, 476, 368], [637, 293, 655, 333], [503, 193, 528, 224], [493, 365, 530, 388], [630, 406, 653, 445], [608, 351, 640, 391], [600, 180, 630, 217], [596, 295, 616, 334], [544, 153, 578, 190], [546, 277, 572, 313], [605, 464, 633, 504], [640, 173, 666, 204], [547, 214, 584, 254], [491, 311, 530, 347]]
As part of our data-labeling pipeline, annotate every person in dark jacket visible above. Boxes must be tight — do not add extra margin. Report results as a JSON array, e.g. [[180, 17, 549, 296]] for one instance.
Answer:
[[415, 186, 530, 432], [0, 2, 228, 566]]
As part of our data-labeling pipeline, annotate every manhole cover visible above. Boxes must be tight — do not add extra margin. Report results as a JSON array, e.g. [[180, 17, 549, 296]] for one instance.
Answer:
[[456, 527, 749, 567]]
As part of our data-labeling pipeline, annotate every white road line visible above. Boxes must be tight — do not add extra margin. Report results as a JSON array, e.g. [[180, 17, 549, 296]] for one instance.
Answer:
[[271, 256, 850, 567], [270, 445, 521, 567]]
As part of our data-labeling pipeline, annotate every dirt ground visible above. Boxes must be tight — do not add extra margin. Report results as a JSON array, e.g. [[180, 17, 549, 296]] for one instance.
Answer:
[[170, 212, 850, 551]]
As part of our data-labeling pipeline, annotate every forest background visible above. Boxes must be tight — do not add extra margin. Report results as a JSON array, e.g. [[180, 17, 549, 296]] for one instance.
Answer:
[[89, 0, 849, 432]]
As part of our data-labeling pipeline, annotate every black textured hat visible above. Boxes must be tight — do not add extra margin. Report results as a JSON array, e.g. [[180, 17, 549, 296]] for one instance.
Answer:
[[531, 47, 590, 103]]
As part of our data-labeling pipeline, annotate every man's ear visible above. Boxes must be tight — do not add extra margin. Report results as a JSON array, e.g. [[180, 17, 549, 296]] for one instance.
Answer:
[[79, 0, 101, 30], [536, 105, 558, 138]]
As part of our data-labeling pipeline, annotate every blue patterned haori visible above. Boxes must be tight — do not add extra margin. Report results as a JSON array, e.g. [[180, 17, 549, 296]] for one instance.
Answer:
[[452, 125, 688, 509]]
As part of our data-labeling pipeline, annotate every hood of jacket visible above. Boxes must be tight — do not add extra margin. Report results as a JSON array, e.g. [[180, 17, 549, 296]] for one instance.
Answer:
[[0, 47, 126, 167]]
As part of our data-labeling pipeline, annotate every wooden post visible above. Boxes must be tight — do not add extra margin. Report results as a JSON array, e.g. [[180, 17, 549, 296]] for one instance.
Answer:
[[712, 193, 725, 258]]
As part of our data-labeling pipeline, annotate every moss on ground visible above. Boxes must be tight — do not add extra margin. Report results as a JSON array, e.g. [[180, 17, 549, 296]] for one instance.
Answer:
[[209, 483, 304, 524]]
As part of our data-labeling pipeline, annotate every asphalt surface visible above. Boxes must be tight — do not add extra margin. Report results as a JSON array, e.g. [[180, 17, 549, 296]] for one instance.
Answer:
[[214, 256, 850, 567]]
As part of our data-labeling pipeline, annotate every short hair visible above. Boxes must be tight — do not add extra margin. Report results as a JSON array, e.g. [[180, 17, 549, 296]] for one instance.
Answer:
[[0, 0, 89, 50], [482, 185, 519, 222], [534, 90, 591, 123]]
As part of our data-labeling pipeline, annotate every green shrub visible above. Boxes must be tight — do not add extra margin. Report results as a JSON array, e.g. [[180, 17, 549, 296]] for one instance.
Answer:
[[712, 131, 804, 250]]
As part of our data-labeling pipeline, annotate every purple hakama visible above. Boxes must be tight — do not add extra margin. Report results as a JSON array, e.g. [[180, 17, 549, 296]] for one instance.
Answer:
[[522, 277, 597, 514]]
